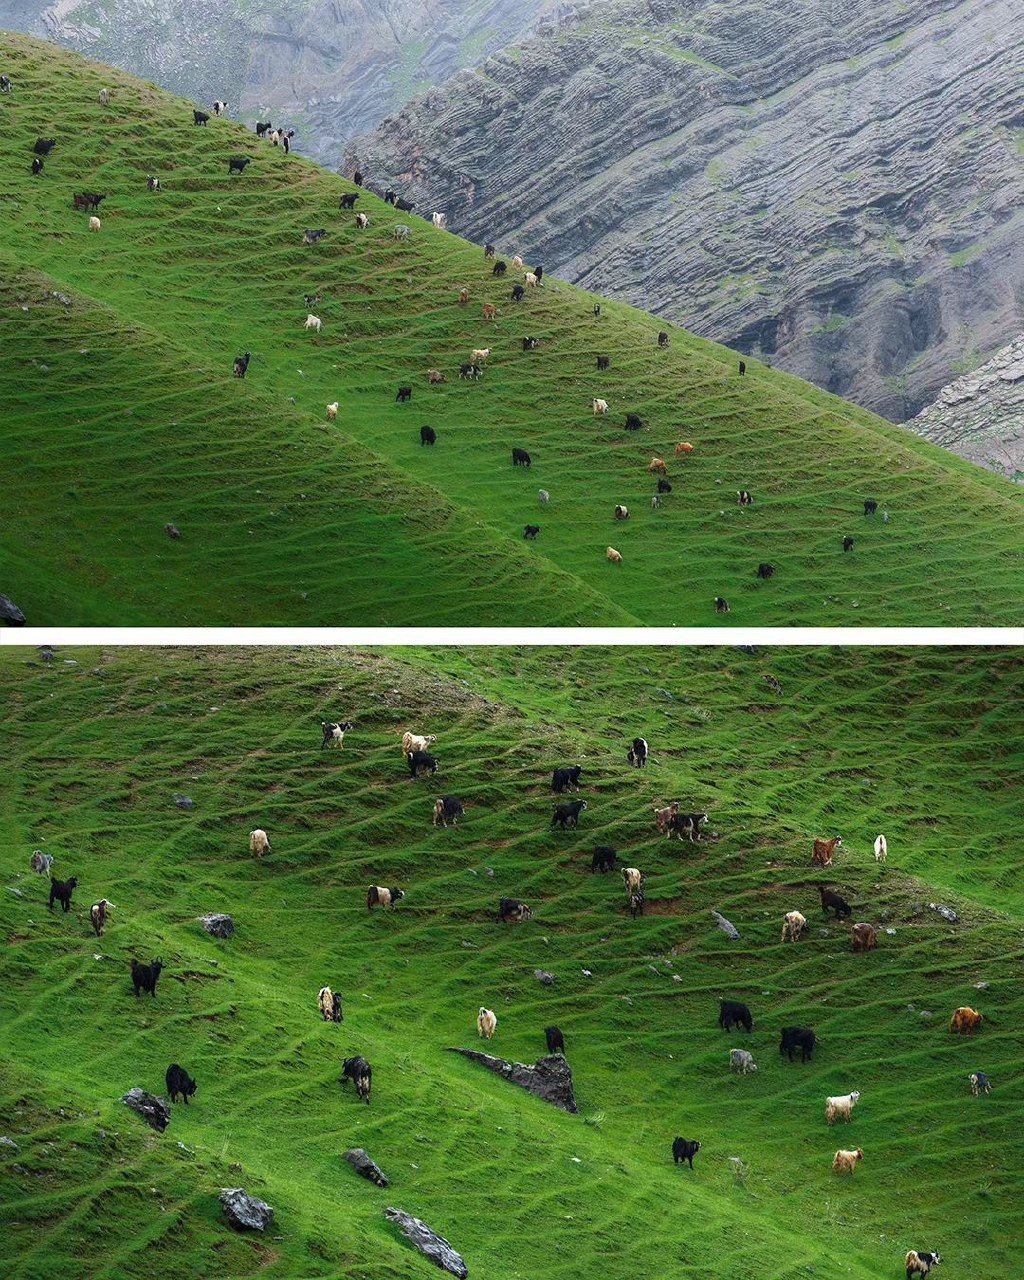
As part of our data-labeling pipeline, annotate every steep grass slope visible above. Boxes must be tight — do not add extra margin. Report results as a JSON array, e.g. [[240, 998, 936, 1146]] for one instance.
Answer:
[[2, 645, 1023, 1280], [3, 34, 1024, 624]]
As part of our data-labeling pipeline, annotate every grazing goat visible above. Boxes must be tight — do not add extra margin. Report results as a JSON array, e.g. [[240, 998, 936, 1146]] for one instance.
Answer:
[[130, 958, 163, 997], [255, 120, 271, 137], [592, 845, 618, 872], [905, 1252, 942, 1279], [730, 1048, 757, 1074], [471, 348, 491, 362], [593, 398, 609, 415], [304, 314, 323, 333], [233, 352, 251, 378], [327, 402, 339, 420], [166, 1063, 197, 1104], [843, 535, 855, 553], [511, 255, 524, 269], [607, 547, 623, 565], [0, 74, 10, 92], [356, 212, 368, 228], [30, 851, 54, 875], [147, 176, 161, 191], [538, 489, 549, 504], [970, 1071, 991, 1096], [597, 355, 609, 370], [738, 490, 753, 506], [545, 1026, 565, 1055], [321, 720, 353, 749], [88, 216, 101, 232], [781, 910, 806, 943], [318, 985, 343, 1022], [819, 885, 852, 919], [672, 1138, 700, 1168], [625, 413, 643, 431], [407, 749, 438, 777], [627, 884, 645, 918], [757, 562, 775, 580], [825, 1091, 860, 1124], [614, 504, 629, 520], [228, 156, 251, 174], [874, 834, 887, 861], [477, 1007, 497, 1039], [739, 360, 746, 374], [456, 288, 470, 306], [653, 802, 679, 834], [551, 765, 583, 794], [402, 732, 436, 756], [812, 836, 841, 866], [512, 285, 525, 302], [657, 478, 673, 494], [523, 525, 540, 541], [483, 304, 498, 321], [249, 828, 271, 857], [396, 385, 412, 402], [719, 1000, 753, 1033], [484, 243, 495, 258], [628, 737, 649, 768], [421, 425, 437, 446], [339, 192, 359, 209], [675, 441, 694, 454], [512, 447, 532, 467], [497, 898, 532, 923], [493, 260, 507, 276], [367, 885, 405, 910], [658, 331, 669, 348], [551, 800, 587, 829], [427, 368, 446, 384], [851, 922, 877, 952], [525, 272, 538, 287], [864, 499, 878, 515], [715, 597, 730, 613], [193, 110, 209, 125], [780, 1026, 816, 1062], [622, 867, 644, 895], [303, 228, 326, 245], [433, 796, 464, 827], [89, 899, 113, 936], [949, 1007, 983, 1034], [73, 192, 105, 210], [832, 1148, 863, 1175], [212, 100, 228, 115], [48, 876, 78, 913], [666, 811, 707, 842], [648, 457, 667, 475], [341, 1056, 372, 1103], [31, 156, 43, 175]]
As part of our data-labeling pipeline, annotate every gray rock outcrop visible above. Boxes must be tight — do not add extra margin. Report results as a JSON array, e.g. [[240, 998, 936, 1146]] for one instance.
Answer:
[[449, 1048, 578, 1113], [220, 1187, 274, 1231], [344, 1147, 389, 1187], [906, 333, 1024, 481], [122, 1088, 171, 1132], [198, 913, 234, 938], [351, 0, 1024, 421], [384, 1207, 467, 1278]]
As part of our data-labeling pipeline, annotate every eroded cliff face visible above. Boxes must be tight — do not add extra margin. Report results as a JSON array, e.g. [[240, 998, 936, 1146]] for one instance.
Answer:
[[907, 334, 1024, 482], [0, 0, 557, 151], [350, 0, 1024, 420]]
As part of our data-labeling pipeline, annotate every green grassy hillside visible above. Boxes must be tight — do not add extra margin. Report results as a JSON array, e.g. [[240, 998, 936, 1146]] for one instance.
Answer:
[[2, 645, 1022, 1280], [3, 32, 1024, 624]]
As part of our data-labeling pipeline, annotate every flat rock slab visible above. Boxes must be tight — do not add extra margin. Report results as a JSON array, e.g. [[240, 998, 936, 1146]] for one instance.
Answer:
[[122, 1088, 171, 1132], [448, 1048, 578, 1113], [344, 1147, 389, 1186], [384, 1207, 467, 1278], [198, 913, 234, 938], [220, 1187, 274, 1231]]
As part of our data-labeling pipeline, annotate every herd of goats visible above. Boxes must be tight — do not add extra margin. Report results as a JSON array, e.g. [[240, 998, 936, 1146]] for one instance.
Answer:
[[10, 75, 895, 613], [26, 704, 995, 1279]]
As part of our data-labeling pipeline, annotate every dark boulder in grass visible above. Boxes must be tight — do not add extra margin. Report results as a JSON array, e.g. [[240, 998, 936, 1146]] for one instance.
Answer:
[[0, 595, 26, 626], [384, 1207, 467, 1278], [448, 1049, 578, 1113], [122, 1088, 171, 1132], [198, 913, 234, 939], [344, 1147, 389, 1187], [220, 1188, 274, 1231]]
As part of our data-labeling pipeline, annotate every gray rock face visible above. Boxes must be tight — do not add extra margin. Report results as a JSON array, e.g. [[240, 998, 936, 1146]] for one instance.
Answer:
[[0, 594, 26, 625], [449, 1048, 578, 1113], [172, 793, 195, 810], [344, 1147, 389, 1187], [220, 1187, 274, 1231], [122, 1088, 171, 1132], [906, 333, 1024, 481], [198, 913, 234, 938], [384, 1207, 467, 1278], [711, 910, 740, 940], [0, 0, 555, 156], [351, 0, 1024, 421]]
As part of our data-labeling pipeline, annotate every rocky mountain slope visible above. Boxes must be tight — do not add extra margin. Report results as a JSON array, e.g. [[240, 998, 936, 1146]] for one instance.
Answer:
[[907, 333, 1024, 482], [0, 0, 557, 154], [350, 0, 1024, 421]]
